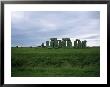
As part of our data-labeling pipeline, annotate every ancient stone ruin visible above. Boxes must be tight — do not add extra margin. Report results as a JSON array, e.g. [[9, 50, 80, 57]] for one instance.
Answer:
[[45, 38, 87, 48]]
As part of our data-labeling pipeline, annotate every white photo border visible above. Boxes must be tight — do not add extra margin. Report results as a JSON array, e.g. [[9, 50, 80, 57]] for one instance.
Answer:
[[4, 4, 107, 84]]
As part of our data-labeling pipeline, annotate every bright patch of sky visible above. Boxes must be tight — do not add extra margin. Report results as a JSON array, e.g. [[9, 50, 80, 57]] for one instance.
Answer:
[[11, 11, 100, 47]]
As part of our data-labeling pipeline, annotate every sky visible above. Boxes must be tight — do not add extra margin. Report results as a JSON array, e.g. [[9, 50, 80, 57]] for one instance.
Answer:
[[11, 11, 100, 47]]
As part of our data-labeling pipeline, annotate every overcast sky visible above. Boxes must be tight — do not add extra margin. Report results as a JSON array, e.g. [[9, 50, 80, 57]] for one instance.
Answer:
[[11, 11, 100, 47]]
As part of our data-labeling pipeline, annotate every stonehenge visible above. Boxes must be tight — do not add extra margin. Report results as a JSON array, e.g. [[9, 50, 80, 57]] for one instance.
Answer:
[[45, 38, 87, 48]]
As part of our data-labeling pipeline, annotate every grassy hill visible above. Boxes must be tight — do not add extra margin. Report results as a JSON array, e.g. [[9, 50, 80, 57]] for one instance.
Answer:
[[11, 47, 100, 77]]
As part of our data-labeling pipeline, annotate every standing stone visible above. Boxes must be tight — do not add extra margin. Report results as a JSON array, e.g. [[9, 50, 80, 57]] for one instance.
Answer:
[[50, 38, 58, 48], [74, 41, 77, 48], [83, 40, 87, 48], [50, 41, 54, 48], [62, 38, 70, 47], [67, 40, 72, 48], [74, 39, 82, 48], [46, 41, 49, 47], [62, 40, 66, 48], [81, 41, 83, 48], [79, 40, 82, 48], [66, 38, 71, 48], [82, 41, 86, 48], [58, 40, 62, 48], [78, 40, 82, 48], [54, 40, 58, 48], [41, 43, 44, 47], [76, 39, 79, 48]]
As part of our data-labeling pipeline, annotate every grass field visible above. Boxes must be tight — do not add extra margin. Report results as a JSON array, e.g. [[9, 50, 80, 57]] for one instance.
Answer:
[[11, 47, 100, 77]]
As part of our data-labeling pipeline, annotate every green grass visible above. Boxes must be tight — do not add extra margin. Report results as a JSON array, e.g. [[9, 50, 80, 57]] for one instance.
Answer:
[[11, 47, 100, 77]]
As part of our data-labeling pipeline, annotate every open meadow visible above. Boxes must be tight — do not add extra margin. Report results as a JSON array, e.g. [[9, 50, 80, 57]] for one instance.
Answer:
[[11, 47, 100, 77]]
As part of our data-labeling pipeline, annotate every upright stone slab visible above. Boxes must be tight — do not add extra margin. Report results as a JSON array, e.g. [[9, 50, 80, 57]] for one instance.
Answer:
[[58, 40, 62, 48], [84, 40, 87, 48], [82, 41, 85, 48], [74, 41, 77, 48], [50, 38, 58, 48], [50, 41, 54, 48], [66, 38, 71, 48], [54, 40, 58, 48], [62, 40, 66, 48], [79, 40, 82, 48], [76, 39, 79, 48], [46, 41, 49, 47], [78, 40, 81, 48], [62, 38, 70, 47], [81, 41, 83, 48], [70, 41, 72, 47], [70, 41, 72, 48], [41, 43, 44, 47], [67, 40, 72, 48]]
